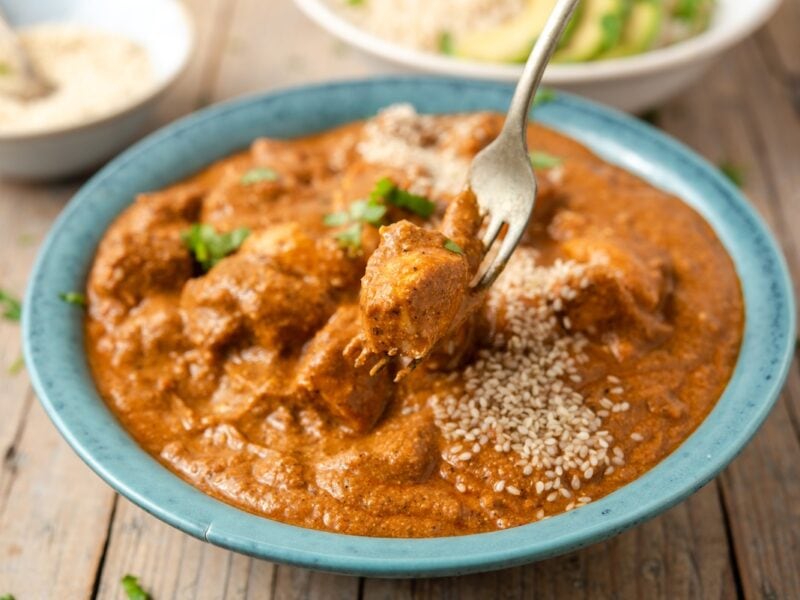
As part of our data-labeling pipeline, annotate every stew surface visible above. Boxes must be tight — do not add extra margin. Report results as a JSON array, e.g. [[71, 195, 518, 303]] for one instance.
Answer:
[[85, 106, 743, 537]]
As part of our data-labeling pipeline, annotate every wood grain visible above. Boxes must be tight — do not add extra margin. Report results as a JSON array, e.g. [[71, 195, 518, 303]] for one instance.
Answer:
[[0, 0, 797, 597], [659, 34, 800, 600], [362, 484, 736, 599]]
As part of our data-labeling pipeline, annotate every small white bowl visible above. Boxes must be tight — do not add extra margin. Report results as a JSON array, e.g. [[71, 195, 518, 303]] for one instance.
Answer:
[[0, 0, 193, 180], [293, 0, 781, 113]]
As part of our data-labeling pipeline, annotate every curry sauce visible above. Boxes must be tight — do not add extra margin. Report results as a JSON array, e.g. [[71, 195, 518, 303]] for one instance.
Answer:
[[85, 106, 743, 537]]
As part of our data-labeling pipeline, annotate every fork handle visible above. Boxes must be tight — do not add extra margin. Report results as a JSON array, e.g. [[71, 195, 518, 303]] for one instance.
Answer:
[[503, 0, 581, 141]]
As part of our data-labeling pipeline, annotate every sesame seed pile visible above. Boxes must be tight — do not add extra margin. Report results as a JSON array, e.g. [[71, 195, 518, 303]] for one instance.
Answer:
[[431, 249, 630, 509]]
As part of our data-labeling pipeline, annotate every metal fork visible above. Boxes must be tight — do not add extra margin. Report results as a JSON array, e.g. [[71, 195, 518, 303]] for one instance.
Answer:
[[470, 0, 581, 289]]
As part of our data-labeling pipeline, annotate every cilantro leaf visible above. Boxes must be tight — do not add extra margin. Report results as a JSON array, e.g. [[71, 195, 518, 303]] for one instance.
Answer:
[[0, 63, 11, 77], [121, 574, 150, 600], [240, 167, 279, 185], [335, 222, 363, 255], [7, 355, 23, 376], [323, 211, 349, 227], [443, 239, 464, 255], [439, 31, 454, 55], [0, 290, 21, 321], [718, 161, 745, 188], [59, 291, 87, 307], [371, 177, 436, 218], [349, 198, 387, 226], [347, 0, 365, 5], [529, 151, 563, 170], [533, 88, 557, 108], [181, 224, 251, 272]]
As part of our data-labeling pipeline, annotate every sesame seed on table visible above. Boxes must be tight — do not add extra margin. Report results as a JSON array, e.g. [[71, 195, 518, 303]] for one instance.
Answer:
[[0, 0, 798, 598]]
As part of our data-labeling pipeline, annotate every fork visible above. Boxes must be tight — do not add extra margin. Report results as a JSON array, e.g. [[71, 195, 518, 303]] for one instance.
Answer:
[[470, 0, 581, 289]]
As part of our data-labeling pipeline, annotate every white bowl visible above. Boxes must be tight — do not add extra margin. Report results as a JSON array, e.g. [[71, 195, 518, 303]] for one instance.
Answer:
[[0, 0, 193, 180], [293, 0, 782, 113]]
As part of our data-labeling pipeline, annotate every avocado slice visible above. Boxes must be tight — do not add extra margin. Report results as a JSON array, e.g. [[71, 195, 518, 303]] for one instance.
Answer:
[[554, 0, 632, 63], [452, 0, 559, 63], [599, 0, 664, 58]]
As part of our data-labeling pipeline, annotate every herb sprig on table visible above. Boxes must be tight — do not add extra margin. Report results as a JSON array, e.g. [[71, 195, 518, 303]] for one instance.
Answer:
[[0, 289, 21, 322], [324, 177, 436, 254], [181, 224, 251, 272], [718, 161, 745, 188], [121, 574, 150, 600]]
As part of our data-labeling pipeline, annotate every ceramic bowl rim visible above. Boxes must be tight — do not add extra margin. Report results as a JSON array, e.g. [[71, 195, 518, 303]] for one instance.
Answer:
[[292, 0, 782, 83], [23, 77, 796, 577]]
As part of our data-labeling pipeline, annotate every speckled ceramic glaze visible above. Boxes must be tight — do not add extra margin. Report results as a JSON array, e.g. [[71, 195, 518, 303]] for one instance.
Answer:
[[23, 78, 796, 577]]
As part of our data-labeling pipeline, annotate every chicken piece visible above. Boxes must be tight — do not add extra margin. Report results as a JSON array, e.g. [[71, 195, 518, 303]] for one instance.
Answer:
[[296, 305, 393, 433], [357, 191, 483, 365], [89, 228, 193, 318], [315, 412, 439, 498], [180, 223, 359, 350], [559, 235, 674, 347]]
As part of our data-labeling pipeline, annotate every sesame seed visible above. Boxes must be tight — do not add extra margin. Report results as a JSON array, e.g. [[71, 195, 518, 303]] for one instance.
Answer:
[[630, 432, 644, 442], [427, 250, 627, 506], [455, 483, 466, 493]]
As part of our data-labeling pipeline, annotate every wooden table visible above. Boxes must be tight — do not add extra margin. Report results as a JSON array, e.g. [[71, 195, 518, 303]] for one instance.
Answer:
[[1, 1, 798, 598]]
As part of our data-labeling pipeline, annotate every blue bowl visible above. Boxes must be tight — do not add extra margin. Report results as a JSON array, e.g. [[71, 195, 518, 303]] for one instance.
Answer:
[[23, 78, 796, 577]]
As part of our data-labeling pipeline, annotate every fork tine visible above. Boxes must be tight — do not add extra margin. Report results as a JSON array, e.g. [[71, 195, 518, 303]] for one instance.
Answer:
[[475, 221, 527, 289], [481, 214, 505, 250]]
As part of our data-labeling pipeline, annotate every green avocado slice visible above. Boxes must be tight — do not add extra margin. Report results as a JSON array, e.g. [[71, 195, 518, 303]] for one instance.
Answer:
[[452, 0, 559, 63], [599, 0, 664, 58], [554, 0, 632, 63]]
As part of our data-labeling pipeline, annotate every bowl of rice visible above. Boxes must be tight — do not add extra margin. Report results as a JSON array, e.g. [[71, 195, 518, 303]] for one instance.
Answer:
[[293, 0, 781, 112], [0, 0, 192, 180]]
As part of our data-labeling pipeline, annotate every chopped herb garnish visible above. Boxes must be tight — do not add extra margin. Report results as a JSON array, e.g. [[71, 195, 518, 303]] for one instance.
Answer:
[[718, 161, 745, 188], [443, 239, 464, 255], [348, 198, 387, 226], [323, 211, 349, 227], [371, 177, 436, 218], [1, 594, 16, 600], [529, 151, 563, 170], [7, 355, 23, 376], [335, 222, 363, 256], [17, 233, 37, 246], [240, 167, 279, 185], [59, 292, 87, 307], [347, 0, 365, 5], [181, 224, 250, 272], [121, 574, 150, 600], [533, 88, 557, 108], [439, 31, 454, 55], [0, 290, 21, 322], [0, 63, 10, 76]]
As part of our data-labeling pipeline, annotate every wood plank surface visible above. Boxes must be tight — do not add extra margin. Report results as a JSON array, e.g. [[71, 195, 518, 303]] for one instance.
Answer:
[[0, 0, 797, 598]]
